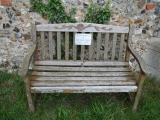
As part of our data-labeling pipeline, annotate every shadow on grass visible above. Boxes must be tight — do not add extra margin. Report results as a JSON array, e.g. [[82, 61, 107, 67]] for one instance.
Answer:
[[0, 71, 160, 120]]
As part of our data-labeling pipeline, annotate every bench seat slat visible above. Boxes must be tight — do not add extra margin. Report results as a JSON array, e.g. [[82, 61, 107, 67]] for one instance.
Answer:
[[33, 66, 131, 72], [34, 61, 129, 66], [31, 86, 137, 93], [31, 71, 133, 77], [31, 80, 136, 87], [30, 76, 135, 81]]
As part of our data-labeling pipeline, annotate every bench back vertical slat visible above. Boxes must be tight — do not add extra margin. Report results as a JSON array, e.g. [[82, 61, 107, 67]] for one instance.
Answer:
[[49, 32, 53, 60], [31, 23, 37, 44], [81, 45, 85, 60], [40, 32, 45, 60], [111, 33, 117, 60], [57, 32, 61, 60], [104, 33, 110, 60], [119, 34, 125, 61], [89, 33, 93, 60], [96, 33, 101, 60], [65, 32, 69, 60], [35, 23, 129, 61], [81, 32, 85, 61], [73, 32, 77, 60]]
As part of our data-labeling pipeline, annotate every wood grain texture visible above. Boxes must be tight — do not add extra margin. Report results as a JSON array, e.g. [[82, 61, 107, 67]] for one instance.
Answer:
[[81, 45, 85, 60], [104, 33, 110, 60], [30, 76, 135, 81], [31, 80, 136, 87], [57, 32, 61, 60], [49, 32, 53, 60], [25, 76, 35, 112], [89, 33, 93, 60], [119, 34, 125, 61], [19, 45, 36, 77], [31, 71, 133, 77], [33, 66, 130, 72], [40, 32, 45, 60], [133, 74, 146, 111], [34, 61, 129, 67], [31, 23, 37, 44], [128, 31, 148, 74], [125, 48, 130, 62], [65, 32, 69, 60], [96, 33, 101, 60], [36, 23, 129, 33], [31, 86, 137, 93], [73, 33, 77, 60], [111, 33, 117, 60]]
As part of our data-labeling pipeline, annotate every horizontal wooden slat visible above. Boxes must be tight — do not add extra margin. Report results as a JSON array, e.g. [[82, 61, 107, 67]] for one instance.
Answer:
[[31, 86, 137, 93], [31, 80, 136, 87], [33, 66, 130, 72], [36, 23, 129, 33], [30, 76, 135, 81], [34, 61, 129, 67], [31, 71, 133, 77]]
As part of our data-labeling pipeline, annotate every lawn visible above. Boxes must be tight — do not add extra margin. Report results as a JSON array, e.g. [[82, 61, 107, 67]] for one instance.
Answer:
[[0, 71, 160, 120]]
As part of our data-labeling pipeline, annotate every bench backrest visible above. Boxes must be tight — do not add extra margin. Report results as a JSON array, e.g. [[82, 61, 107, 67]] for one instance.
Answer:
[[32, 23, 129, 61]]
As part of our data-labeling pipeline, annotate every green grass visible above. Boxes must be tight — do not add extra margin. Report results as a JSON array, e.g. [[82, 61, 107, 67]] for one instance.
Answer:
[[0, 71, 160, 120]]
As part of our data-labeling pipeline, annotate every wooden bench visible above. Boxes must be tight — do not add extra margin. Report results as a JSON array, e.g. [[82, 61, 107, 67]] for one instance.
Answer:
[[24, 23, 147, 112]]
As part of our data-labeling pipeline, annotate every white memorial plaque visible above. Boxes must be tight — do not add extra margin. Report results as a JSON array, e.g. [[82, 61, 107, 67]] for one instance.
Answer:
[[75, 33, 92, 45]]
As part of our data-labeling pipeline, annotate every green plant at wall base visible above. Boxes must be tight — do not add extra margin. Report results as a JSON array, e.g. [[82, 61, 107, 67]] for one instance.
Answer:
[[84, 2, 111, 24], [30, 0, 76, 23], [30, 0, 47, 16]]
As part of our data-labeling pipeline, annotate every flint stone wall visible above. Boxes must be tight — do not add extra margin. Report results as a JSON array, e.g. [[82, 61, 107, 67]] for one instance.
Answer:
[[0, 0, 160, 77]]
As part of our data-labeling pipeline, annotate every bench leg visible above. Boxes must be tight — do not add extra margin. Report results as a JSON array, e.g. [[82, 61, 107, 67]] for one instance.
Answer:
[[132, 74, 146, 112], [128, 93, 135, 103], [25, 76, 35, 112]]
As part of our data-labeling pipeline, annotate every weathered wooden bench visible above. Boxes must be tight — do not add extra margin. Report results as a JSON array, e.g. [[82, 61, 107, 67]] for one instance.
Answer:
[[24, 23, 147, 112]]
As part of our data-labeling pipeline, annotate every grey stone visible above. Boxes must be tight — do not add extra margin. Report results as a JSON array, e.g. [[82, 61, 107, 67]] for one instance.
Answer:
[[97, 0, 105, 6], [0, 15, 2, 20], [1, 0, 160, 75], [155, 5, 160, 14], [142, 37, 160, 78], [16, 32, 22, 38], [23, 33, 31, 40], [13, 27, 20, 32]]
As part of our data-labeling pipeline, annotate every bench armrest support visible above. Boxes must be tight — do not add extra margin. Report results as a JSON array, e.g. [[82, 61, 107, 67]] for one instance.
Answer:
[[18, 44, 36, 77]]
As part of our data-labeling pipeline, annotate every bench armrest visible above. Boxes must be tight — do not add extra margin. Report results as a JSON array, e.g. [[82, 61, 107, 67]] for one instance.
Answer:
[[127, 44, 148, 75], [127, 28, 148, 75], [18, 44, 36, 77]]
